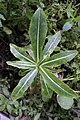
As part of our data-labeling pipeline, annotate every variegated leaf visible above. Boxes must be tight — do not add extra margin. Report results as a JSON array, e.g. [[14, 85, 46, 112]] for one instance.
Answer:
[[39, 66, 78, 98], [10, 43, 35, 64], [29, 8, 47, 62], [7, 61, 36, 69], [40, 76, 53, 101], [11, 69, 38, 100], [41, 50, 78, 67], [43, 31, 61, 57]]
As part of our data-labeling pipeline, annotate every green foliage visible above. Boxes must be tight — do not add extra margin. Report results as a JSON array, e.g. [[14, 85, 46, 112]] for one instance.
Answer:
[[0, 0, 79, 119], [0, 0, 43, 44], [63, 2, 80, 31], [7, 8, 79, 109], [57, 95, 74, 110], [0, 79, 42, 119], [0, 94, 7, 111]]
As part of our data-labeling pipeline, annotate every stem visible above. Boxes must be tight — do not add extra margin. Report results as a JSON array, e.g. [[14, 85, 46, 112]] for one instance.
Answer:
[[73, 3, 80, 8]]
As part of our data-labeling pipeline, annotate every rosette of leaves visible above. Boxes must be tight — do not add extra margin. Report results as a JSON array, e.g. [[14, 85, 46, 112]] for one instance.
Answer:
[[7, 8, 79, 109]]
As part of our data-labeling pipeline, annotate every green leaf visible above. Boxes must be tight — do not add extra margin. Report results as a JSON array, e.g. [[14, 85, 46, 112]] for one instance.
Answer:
[[0, 20, 2, 27], [63, 22, 72, 31], [41, 50, 78, 67], [7, 61, 36, 69], [57, 95, 74, 109], [25, 5, 33, 20], [10, 43, 35, 64], [40, 76, 53, 102], [0, 94, 7, 111], [29, 8, 47, 62], [2, 87, 10, 96], [49, 117, 53, 120], [43, 31, 61, 57], [34, 113, 41, 120], [13, 101, 19, 108], [66, 2, 74, 18], [7, 104, 13, 113], [74, 117, 80, 120], [11, 69, 38, 100], [19, 69, 30, 76], [3, 27, 12, 34], [0, 13, 6, 20], [75, 16, 80, 22], [39, 67, 78, 98], [0, 94, 7, 104], [0, 104, 5, 111]]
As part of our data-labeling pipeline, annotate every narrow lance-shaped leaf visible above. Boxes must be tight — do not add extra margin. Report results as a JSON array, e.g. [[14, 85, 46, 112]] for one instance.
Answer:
[[41, 50, 78, 67], [29, 8, 47, 62], [39, 66, 78, 98], [40, 76, 53, 101], [43, 31, 61, 57], [7, 61, 36, 69], [11, 69, 38, 100], [10, 43, 35, 64]]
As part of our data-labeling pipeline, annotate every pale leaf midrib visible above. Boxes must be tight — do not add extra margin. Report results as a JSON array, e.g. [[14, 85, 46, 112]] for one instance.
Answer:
[[11, 46, 35, 64], [9, 63, 36, 67], [37, 10, 40, 63], [41, 53, 75, 66], [46, 35, 59, 51], [43, 32, 61, 54]]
